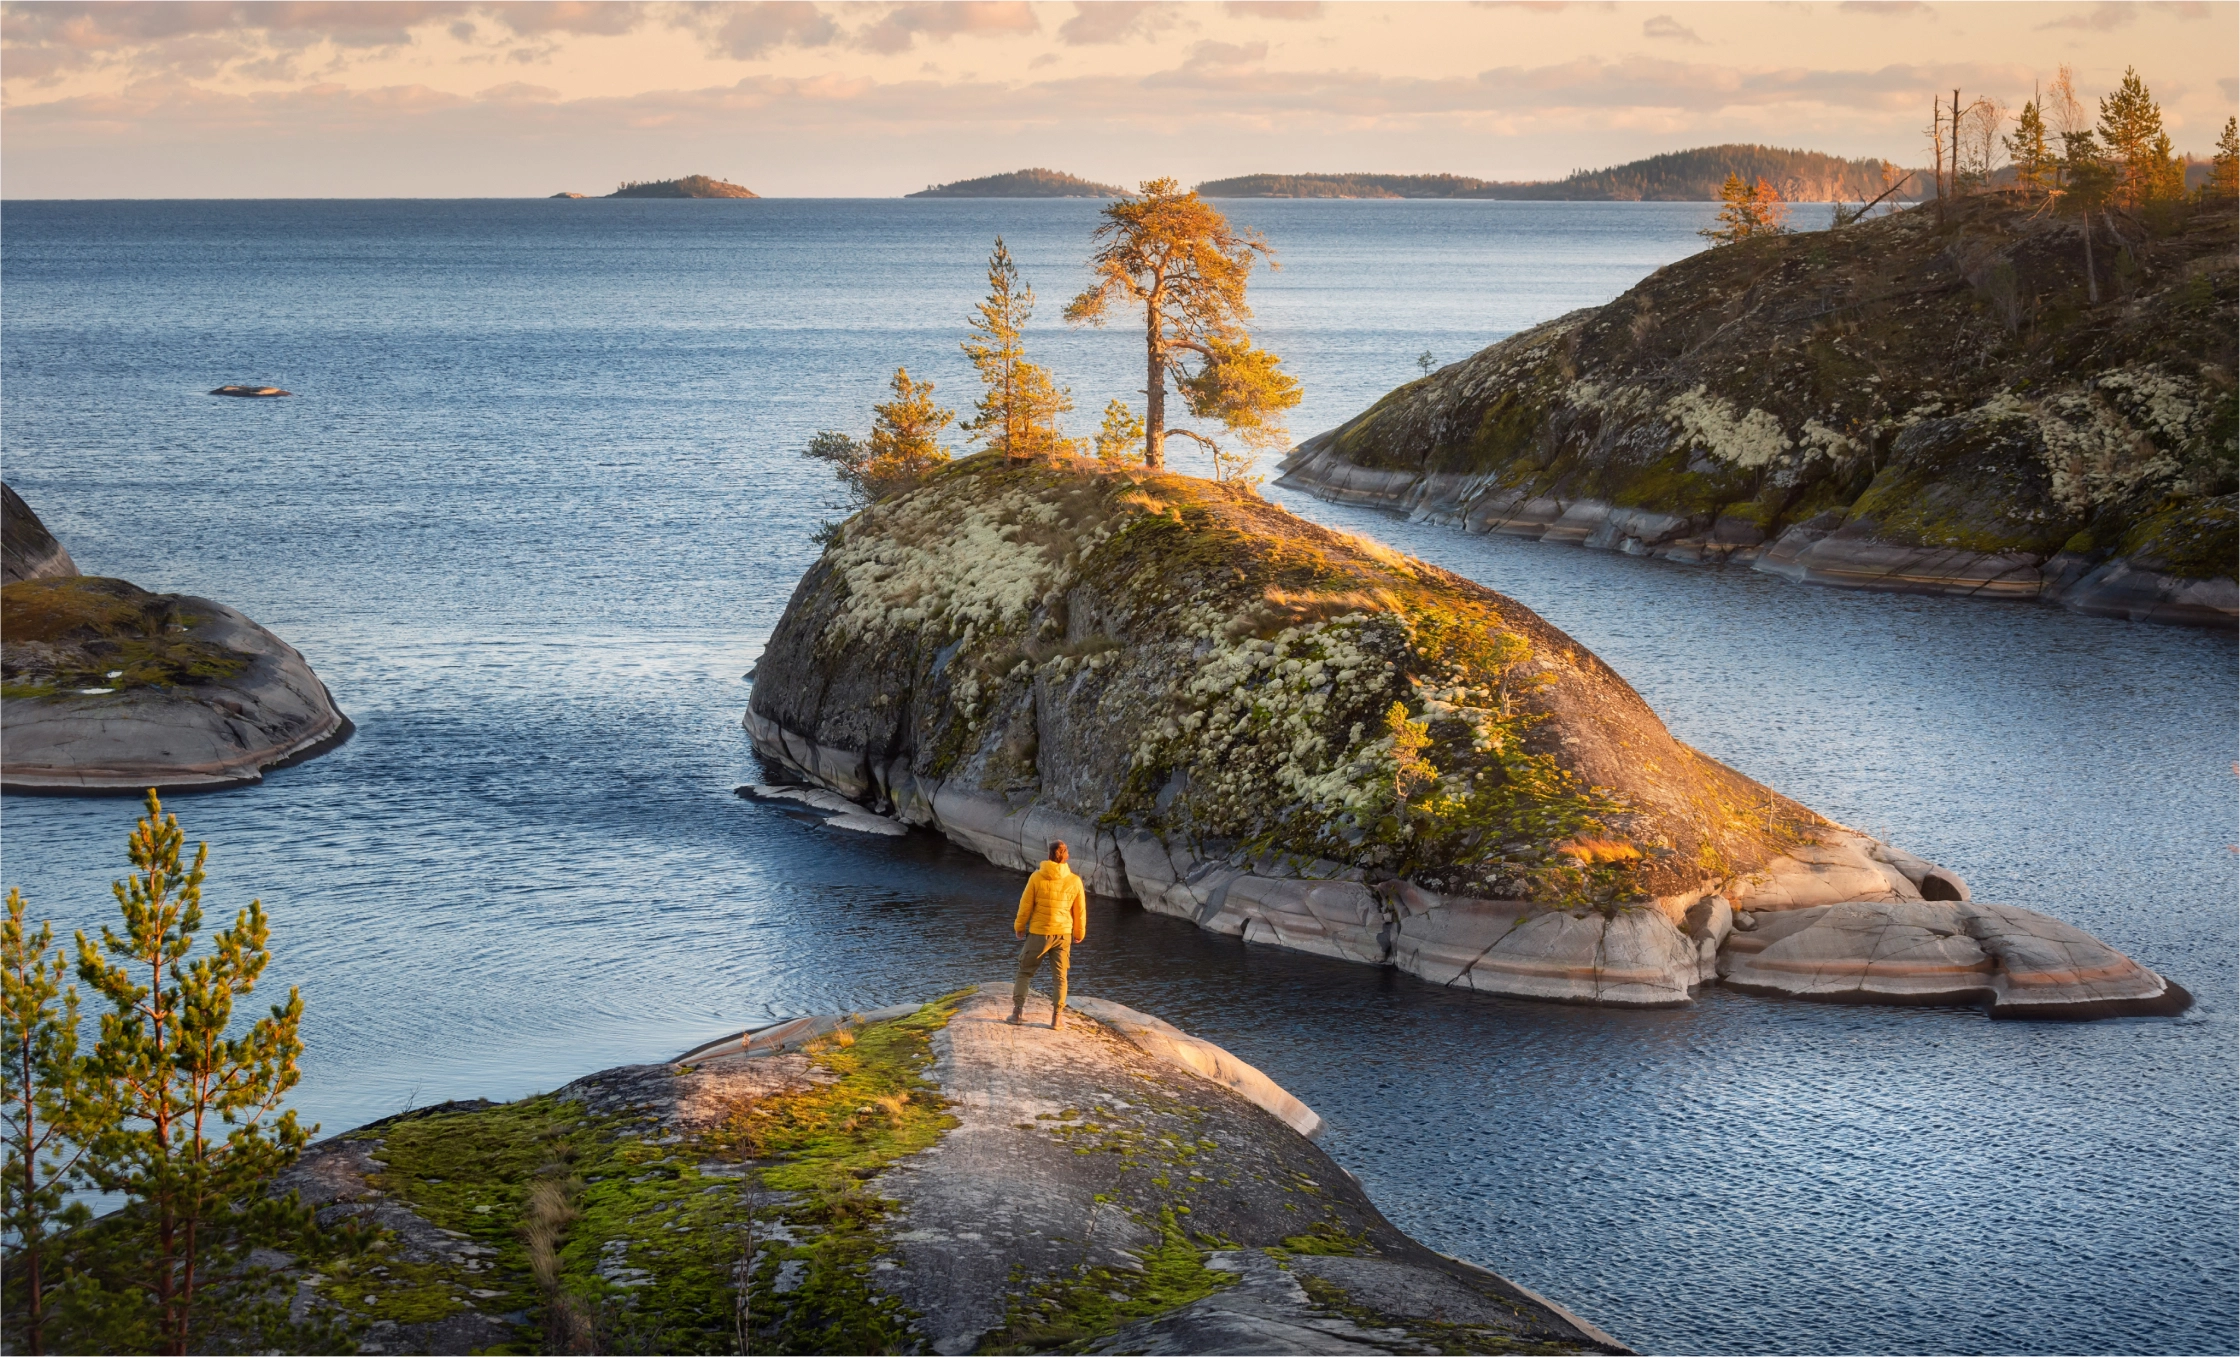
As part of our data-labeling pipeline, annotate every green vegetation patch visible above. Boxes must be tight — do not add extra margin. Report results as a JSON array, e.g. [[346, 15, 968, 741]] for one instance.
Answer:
[[0, 576, 251, 698], [720, 994, 968, 1355], [976, 1207, 1236, 1355], [2116, 493, 2239, 579], [344, 1088, 763, 1354]]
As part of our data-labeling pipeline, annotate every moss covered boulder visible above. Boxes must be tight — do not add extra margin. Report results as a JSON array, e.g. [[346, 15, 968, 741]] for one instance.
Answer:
[[1278, 194, 2237, 629], [1, 574, 349, 793], [274, 990, 1629, 1354], [746, 455, 2181, 1017]]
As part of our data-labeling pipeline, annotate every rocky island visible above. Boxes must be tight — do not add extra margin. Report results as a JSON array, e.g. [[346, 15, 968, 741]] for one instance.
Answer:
[[1278, 194, 2236, 628], [270, 988, 1627, 1355], [0, 486, 349, 793], [747, 455, 2184, 1019], [607, 175, 758, 199], [907, 168, 1129, 198]]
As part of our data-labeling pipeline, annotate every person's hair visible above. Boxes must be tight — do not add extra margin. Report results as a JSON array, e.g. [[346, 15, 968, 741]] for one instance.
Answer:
[[1049, 841, 1069, 862]]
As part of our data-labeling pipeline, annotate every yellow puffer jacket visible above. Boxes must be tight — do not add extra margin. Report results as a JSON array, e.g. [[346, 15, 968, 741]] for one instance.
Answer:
[[1014, 860, 1086, 941]]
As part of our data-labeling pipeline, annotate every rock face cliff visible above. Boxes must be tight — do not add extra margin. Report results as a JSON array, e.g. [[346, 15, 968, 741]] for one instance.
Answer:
[[1279, 194, 2236, 628], [260, 990, 1627, 1355], [2, 483, 78, 583], [748, 455, 2182, 1017]]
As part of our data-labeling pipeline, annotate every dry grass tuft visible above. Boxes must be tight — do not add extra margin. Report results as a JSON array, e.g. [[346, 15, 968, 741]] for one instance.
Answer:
[[1556, 837, 1643, 864]]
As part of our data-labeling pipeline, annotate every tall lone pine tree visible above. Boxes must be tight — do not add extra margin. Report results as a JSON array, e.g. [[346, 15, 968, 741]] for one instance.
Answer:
[[1065, 179, 1300, 476]]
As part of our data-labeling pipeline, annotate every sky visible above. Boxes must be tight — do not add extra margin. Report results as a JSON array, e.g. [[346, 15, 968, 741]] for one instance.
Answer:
[[2, 1, 2234, 197]]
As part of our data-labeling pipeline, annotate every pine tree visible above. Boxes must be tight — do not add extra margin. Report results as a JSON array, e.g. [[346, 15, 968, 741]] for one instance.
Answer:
[[864, 367, 954, 499], [1700, 173, 1789, 244], [2096, 66, 2171, 206], [1066, 179, 1301, 472], [1093, 399, 1146, 464], [3, 888, 98, 1356], [2005, 99, 2055, 194], [962, 237, 1075, 458], [2211, 117, 2240, 200], [72, 792, 314, 1356]]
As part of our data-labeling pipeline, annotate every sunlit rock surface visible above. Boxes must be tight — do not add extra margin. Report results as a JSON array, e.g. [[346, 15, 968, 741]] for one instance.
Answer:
[[1276, 196, 2237, 629], [275, 991, 1630, 1355], [747, 455, 2183, 1018]]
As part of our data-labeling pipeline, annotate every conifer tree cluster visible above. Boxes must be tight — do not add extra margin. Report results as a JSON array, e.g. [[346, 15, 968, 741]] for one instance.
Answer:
[[2, 794, 344, 1356], [801, 178, 1302, 501]]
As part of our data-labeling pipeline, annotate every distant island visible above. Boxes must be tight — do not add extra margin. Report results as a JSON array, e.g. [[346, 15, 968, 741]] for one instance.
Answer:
[[1197, 145, 1924, 201], [906, 167, 1128, 198], [606, 175, 757, 199]]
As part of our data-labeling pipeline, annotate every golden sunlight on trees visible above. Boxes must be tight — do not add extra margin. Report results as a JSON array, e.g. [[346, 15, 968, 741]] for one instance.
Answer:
[[1699, 173, 1788, 244], [1066, 178, 1301, 476], [2212, 118, 2240, 200], [803, 367, 956, 528], [962, 237, 1076, 459], [1093, 398, 1146, 464]]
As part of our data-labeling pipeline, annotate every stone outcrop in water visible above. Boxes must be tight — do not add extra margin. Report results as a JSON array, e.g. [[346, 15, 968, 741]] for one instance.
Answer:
[[2, 484, 77, 583], [745, 455, 2184, 1018], [1277, 195, 2237, 629], [0, 492, 348, 792], [269, 990, 1629, 1355]]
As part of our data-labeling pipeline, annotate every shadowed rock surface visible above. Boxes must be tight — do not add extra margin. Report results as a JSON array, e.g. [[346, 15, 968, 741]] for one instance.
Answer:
[[1277, 194, 2236, 629], [268, 992, 1627, 1355], [2, 483, 77, 583], [747, 455, 2183, 1018]]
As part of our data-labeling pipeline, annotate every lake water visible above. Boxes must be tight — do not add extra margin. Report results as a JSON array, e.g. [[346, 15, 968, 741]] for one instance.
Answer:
[[2, 199, 2233, 1355]]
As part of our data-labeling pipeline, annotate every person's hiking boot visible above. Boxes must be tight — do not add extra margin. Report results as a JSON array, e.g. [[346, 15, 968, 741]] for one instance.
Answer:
[[1006, 1005, 1024, 1025], [1050, 1013, 1066, 1031]]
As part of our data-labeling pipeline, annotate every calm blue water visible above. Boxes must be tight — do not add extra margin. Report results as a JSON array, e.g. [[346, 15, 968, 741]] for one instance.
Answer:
[[3, 199, 2233, 1356]]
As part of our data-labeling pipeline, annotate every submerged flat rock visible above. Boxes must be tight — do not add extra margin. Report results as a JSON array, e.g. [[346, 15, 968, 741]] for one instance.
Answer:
[[267, 991, 1628, 1354], [747, 455, 2182, 1018]]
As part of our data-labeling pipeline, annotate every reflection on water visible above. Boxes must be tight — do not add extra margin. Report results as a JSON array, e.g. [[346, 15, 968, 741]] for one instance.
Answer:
[[1, 200, 2232, 1354]]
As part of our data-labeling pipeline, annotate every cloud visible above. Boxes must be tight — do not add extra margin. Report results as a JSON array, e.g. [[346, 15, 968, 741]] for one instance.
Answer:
[[1836, 1, 1930, 13], [1220, 1, 1322, 17], [0, 1, 673, 85], [1641, 14, 1703, 43], [476, 80, 560, 100], [2036, 1, 2211, 31], [1184, 39, 1269, 69], [1470, 2, 1615, 10], [679, 2, 839, 58], [1057, 2, 1182, 45], [850, 1, 1038, 54]]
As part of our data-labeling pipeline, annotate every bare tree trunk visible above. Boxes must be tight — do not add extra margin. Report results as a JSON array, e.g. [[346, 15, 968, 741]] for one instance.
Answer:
[[1144, 308, 1166, 471], [18, 1046, 43, 1356], [1952, 90, 1962, 199], [1933, 98, 1946, 228], [2082, 214, 2099, 303]]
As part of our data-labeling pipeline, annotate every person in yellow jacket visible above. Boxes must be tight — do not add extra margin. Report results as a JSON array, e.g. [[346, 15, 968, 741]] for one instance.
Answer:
[[1010, 840, 1087, 1029]]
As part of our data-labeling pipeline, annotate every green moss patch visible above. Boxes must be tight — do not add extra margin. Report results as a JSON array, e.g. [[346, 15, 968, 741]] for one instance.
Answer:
[[976, 1206, 1236, 1355], [0, 576, 250, 698], [725, 995, 968, 1355]]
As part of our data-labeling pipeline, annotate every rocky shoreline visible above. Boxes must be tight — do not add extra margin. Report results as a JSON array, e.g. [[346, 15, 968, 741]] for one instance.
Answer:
[[272, 990, 1628, 1355], [1274, 195, 2236, 629], [747, 456, 2184, 1020]]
